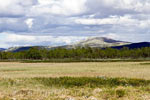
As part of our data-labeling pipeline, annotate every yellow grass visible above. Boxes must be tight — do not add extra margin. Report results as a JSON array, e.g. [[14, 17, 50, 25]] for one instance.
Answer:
[[0, 62, 150, 100], [0, 61, 150, 79]]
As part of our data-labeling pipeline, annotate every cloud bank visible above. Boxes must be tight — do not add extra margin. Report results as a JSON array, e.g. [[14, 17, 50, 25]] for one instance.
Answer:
[[0, 0, 150, 48]]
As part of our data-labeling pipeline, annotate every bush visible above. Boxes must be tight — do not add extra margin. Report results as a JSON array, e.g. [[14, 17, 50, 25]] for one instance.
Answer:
[[115, 87, 126, 97]]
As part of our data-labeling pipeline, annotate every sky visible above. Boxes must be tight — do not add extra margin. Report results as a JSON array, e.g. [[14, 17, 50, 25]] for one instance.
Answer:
[[0, 0, 150, 48]]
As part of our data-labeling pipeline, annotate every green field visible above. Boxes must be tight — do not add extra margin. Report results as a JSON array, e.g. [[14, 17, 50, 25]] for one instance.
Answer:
[[0, 62, 150, 100]]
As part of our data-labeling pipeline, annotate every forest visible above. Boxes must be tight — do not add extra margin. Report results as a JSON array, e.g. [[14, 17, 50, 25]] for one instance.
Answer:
[[0, 47, 150, 60]]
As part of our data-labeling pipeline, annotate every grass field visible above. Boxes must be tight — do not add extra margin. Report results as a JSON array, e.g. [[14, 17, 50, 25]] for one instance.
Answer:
[[0, 62, 150, 79], [0, 62, 150, 100]]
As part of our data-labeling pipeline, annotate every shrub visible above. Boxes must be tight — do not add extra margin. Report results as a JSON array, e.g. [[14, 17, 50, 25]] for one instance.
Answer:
[[115, 87, 126, 98]]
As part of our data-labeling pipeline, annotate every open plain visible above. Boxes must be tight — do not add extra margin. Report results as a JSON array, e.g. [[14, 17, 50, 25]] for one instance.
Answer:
[[0, 62, 150, 100], [0, 62, 150, 79]]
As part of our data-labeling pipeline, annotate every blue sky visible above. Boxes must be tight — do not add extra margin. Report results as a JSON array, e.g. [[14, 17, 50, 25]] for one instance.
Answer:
[[0, 0, 150, 48]]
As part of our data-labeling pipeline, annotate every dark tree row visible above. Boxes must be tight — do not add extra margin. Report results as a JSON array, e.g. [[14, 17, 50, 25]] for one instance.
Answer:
[[0, 47, 150, 60]]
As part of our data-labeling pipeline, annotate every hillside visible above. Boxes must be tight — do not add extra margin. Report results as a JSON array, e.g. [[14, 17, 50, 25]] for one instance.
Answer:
[[74, 37, 130, 47], [59, 37, 131, 49], [3, 37, 130, 52], [3, 37, 150, 52], [5, 46, 53, 52], [5, 47, 33, 52], [0, 48, 6, 51], [112, 42, 150, 49]]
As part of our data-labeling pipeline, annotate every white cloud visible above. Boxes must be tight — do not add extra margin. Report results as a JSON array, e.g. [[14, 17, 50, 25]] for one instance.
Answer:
[[0, 0, 37, 17], [139, 20, 150, 28], [6, 33, 36, 42], [75, 15, 150, 30], [75, 15, 138, 26], [86, 0, 150, 14], [0, 18, 28, 32], [29, 0, 86, 16], [102, 33, 120, 40], [0, 33, 87, 48], [25, 18, 34, 28]]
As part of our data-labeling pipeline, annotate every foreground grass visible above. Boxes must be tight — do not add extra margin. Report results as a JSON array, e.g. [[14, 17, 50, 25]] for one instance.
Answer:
[[0, 77, 150, 100], [0, 62, 150, 99]]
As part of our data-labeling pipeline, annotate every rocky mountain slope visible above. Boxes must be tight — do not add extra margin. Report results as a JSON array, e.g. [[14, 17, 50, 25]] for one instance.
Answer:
[[60, 37, 131, 49], [75, 37, 130, 47]]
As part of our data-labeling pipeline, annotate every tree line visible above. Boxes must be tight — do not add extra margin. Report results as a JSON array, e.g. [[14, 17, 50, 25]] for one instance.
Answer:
[[0, 47, 150, 60]]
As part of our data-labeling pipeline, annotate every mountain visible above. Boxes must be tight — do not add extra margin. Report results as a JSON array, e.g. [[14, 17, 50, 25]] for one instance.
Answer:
[[3, 37, 131, 52], [63, 37, 131, 48], [5, 46, 33, 52], [4, 37, 150, 52], [0, 48, 6, 51], [112, 42, 150, 49], [5, 46, 53, 52]]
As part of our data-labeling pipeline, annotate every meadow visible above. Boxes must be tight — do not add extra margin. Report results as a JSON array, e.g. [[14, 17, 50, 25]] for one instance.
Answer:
[[0, 62, 150, 100]]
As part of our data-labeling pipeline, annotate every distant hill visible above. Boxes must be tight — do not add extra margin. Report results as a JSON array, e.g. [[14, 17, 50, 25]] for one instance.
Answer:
[[75, 37, 131, 47], [5, 46, 33, 52], [59, 37, 131, 49], [0, 48, 6, 51], [3, 37, 150, 52], [112, 42, 150, 49], [5, 46, 53, 52], [4, 37, 130, 52]]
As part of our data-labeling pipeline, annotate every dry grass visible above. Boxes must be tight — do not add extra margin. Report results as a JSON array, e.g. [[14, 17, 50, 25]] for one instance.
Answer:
[[0, 62, 150, 100], [0, 85, 150, 100], [0, 62, 150, 79]]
